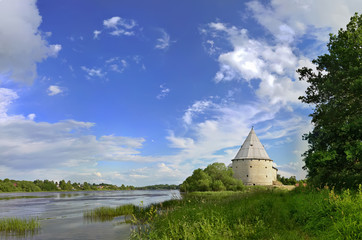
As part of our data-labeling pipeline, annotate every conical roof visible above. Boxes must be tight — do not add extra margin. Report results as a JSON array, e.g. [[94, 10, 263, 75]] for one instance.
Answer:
[[234, 127, 271, 160]]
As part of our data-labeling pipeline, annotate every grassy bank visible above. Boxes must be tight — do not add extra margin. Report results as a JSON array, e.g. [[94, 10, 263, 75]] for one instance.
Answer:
[[130, 186, 361, 239], [0, 217, 40, 235]]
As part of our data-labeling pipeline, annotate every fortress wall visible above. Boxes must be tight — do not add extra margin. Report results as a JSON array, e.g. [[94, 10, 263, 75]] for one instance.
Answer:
[[232, 159, 275, 185]]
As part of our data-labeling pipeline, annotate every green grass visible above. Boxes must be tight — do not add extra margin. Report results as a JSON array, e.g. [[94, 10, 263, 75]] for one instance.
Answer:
[[129, 186, 362, 240], [0, 217, 40, 235], [84, 204, 135, 222]]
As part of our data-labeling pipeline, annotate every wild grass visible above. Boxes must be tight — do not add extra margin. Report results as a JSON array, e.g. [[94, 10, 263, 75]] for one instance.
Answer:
[[129, 186, 362, 240], [0, 217, 40, 235], [83, 204, 135, 222]]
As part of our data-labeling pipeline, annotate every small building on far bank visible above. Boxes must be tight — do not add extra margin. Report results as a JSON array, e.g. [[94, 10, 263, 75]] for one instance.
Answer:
[[231, 127, 277, 185]]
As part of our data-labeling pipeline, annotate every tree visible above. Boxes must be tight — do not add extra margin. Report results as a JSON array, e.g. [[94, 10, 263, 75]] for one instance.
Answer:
[[297, 13, 362, 189], [277, 175, 297, 185], [180, 163, 244, 192], [83, 182, 91, 190], [59, 180, 66, 190]]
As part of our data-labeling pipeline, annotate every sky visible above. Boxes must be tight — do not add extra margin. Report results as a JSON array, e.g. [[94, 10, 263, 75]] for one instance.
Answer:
[[0, 0, 361, 186]]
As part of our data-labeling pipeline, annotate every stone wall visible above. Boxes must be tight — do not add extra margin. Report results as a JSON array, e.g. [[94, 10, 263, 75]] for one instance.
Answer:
[[232, 159, 276, 185]]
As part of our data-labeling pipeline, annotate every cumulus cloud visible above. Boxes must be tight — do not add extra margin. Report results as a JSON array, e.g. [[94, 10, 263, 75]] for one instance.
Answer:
[[205, 21, 309, 105], [155, 29, 173, 50], [47, 85, 63, 96], [0, 118, 145, 170], [169, 98, 284, 159], [103, 16, 138, 36], [0, 0, 61, 84], [0, 88, 18, 119], [156, 84, 170, 99], [0, 87, 148, 183], [247, 0, 361, 42]]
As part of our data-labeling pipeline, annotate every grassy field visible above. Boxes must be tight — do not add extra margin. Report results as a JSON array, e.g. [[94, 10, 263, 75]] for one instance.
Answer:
[[80, 186, 361, 239], [129, 186, 362, 240]]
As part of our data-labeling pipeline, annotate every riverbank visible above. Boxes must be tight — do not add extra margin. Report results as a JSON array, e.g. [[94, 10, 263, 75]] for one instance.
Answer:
[[129, 186, 361, 239]]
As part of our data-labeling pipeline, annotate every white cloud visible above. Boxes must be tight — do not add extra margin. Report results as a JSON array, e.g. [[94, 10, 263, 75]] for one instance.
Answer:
[[93, 30, 101, 39], [123, 163, 184, 185], [81, 66, 105, 79], [106, 57, 128, 73], [0, 87, 151, 184], [155, 29, 173, 50], [0, 118, 145, 170], [183, 100, 213, 125], [156, 84, 170, 99], [103, 16, 138, 36], [247, 0, 362, 42], [48, 44, 62, 57], [204, 40, 220, 55], [206, 21, 309, 105], [27, 113, 36, 120], [0, 88, 18, 119], [47, 85, 63, 96], [166, 131, 195, 149], [0, 0, 61, 84]]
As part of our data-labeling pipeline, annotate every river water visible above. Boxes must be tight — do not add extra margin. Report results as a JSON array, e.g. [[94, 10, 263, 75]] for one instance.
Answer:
[[0, 190, 180, 240]]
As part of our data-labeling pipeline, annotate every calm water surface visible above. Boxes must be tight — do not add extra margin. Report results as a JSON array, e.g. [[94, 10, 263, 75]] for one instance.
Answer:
[[0, 190, 180, 240]]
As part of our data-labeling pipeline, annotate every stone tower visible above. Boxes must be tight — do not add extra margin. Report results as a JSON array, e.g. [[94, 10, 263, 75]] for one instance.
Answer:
[[231, 127, 277, 185]]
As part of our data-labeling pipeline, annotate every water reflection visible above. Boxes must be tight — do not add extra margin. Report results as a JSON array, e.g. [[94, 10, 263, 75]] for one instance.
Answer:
[[0, 190, 179, 240]]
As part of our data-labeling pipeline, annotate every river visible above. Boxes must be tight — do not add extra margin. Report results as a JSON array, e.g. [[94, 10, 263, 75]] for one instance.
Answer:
[[0, 190, 180, 239]]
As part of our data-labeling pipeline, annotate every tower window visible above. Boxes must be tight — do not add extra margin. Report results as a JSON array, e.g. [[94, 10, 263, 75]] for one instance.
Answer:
[[250, 166, 252, 168], [246, 175, 248, 177], [265, 167, 267, 168], [266, 175, 268, 178]]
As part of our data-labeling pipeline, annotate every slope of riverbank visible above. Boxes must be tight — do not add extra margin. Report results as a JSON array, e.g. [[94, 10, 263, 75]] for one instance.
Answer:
[[130, 186, 361, 239]]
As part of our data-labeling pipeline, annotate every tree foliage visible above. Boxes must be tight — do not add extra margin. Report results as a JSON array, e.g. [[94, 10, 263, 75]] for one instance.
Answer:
[[180, 162, 244, 192], [277, 174, 297, 185], [0, 179, 136, 192], [297, 13, 362, 189]]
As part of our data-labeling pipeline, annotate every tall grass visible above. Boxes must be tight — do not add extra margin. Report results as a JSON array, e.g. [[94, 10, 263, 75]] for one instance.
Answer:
[[0, 217, 40, 235], [84, 204, 135, 222], [130, 186, 362, 239]]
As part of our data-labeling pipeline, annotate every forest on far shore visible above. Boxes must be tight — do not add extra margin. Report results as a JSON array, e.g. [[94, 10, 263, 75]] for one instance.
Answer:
[[0, 178, 179, 192]]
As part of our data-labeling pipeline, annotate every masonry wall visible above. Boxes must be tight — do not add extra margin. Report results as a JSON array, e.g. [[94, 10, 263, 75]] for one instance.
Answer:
[[232, 159, 275, 185]]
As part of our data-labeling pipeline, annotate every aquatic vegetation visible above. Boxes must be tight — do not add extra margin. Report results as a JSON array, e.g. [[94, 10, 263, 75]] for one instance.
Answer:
[[0, 195, 53, 201], [0, 217, 40, 235], [84, 204, 135, 222]]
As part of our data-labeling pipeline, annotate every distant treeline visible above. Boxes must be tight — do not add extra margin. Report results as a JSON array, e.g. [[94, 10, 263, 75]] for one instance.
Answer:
[[0, 178, 179, 192], [276, 175, 306, 186], [136, 184, 180, 190]]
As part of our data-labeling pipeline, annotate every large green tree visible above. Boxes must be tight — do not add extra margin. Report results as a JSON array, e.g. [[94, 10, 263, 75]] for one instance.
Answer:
[[297, 13, 362, 189], [180, 163, 244, 192]]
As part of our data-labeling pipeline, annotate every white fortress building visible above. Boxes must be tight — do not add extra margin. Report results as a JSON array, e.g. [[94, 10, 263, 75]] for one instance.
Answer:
[[232, 127, 277, 185]]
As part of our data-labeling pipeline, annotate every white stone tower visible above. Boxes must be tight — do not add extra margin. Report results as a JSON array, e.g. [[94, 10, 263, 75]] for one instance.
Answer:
[[231, 127, 277, 185]]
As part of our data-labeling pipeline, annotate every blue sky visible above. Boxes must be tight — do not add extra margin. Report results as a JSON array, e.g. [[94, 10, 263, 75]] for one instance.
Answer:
[[0, 0, 361, 186]]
